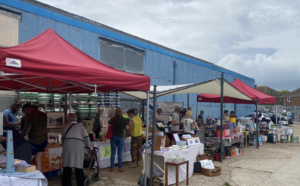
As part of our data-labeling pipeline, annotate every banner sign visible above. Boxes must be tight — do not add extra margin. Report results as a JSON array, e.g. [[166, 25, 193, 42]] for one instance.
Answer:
[[144, 102, 183, 124]]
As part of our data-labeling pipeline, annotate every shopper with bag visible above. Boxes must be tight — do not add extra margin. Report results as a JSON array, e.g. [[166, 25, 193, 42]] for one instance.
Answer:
[[61, 113, 92, 186], [109, 108, 129, 172]]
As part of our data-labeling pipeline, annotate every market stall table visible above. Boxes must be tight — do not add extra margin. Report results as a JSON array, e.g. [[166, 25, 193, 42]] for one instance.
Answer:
[[0, 170, 47, 186], [91, 138, 132, 169], [142, 144, 204, 185]]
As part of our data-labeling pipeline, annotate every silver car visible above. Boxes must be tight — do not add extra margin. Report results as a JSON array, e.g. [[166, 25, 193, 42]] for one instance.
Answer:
[[238, 112, 274, 124]]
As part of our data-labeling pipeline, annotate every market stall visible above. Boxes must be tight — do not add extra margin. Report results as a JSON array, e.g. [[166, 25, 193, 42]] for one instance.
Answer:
[[91, 138, 132, 169], [196, 79, 277, 161], [0, 29, 150, 183], [123, 78, 254, 185], [142, 144, 204, 186]]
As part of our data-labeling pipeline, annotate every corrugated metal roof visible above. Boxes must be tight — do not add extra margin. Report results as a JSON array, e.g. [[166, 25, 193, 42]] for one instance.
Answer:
[[18, 0, 253, 80]]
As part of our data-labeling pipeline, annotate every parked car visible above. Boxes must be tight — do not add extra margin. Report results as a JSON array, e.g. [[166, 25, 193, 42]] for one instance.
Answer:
[[259, 111, 293, 125], [238, 112, 273, 124]]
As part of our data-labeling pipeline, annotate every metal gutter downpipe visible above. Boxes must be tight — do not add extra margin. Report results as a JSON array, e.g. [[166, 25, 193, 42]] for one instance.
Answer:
[[149, 85, 157, 186]]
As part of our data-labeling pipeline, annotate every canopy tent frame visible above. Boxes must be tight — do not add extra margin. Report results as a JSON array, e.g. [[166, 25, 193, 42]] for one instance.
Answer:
[[0, 29, 152, 180], [126, 78, 254, 183]]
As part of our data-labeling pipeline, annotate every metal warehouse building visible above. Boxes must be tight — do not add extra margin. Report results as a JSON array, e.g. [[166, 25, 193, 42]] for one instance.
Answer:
[[0, 0, 255, 118]]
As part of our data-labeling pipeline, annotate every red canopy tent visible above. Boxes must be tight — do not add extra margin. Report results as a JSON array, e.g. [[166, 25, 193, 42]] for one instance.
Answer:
[[197, 79, 276, 104], [196, 79, 276, 153], [232, 79, 276, 104], [0, 29, 150, 93]]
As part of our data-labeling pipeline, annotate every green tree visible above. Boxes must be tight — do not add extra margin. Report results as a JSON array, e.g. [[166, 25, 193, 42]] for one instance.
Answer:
[[281, 90, 290, 95]]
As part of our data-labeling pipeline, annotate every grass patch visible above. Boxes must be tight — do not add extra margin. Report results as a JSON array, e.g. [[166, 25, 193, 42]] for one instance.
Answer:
[[224, 183, 232, 186]]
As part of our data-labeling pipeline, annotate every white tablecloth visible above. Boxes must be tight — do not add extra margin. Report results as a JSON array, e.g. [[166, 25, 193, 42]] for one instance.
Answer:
[[0, 170, 47, 186], [142, 144, 204, 185], [91, 138, 132, 169]]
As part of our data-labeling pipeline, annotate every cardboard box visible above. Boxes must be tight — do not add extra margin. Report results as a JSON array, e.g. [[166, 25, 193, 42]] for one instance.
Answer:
[[153, 135, 166, 151], [180, 135, 197, 141], [17, 164, 36, 173]]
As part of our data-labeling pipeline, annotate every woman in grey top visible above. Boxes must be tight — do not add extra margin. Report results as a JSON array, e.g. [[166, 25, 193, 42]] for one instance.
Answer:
[[61, 113, 92, 186]]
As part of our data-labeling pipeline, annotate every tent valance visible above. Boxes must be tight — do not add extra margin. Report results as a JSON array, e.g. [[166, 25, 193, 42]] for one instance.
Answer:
[[197, 94, 254, 104], [0, 29, 150, 93], [196, 79, 276, 105]]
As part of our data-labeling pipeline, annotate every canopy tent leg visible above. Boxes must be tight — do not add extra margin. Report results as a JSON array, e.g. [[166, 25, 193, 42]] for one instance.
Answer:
[[234, 104, 237, 115], [220, 72, 224, 163], [142, 100, 145, 123], [64, 94, 68, 123], [144, 92, 150, 186], [187, 93, 190, 109], [256, 100, 259, 149], [275, 105, 278, 142], [196, 102, 199, 120], [149, 85, 157, 186], [69, 94, 72, 113]]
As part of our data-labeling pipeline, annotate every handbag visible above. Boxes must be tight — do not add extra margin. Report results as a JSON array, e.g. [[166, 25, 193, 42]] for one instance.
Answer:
[[105, 117, 114, 139]]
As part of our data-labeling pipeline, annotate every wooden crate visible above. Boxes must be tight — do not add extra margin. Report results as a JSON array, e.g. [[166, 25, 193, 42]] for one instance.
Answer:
[[201, 166, 221, 177], [197, 154, 212, 161]]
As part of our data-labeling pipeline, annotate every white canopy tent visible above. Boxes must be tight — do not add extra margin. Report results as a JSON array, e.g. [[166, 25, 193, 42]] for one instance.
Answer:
[[123, 79, 252, 101], [123, 77, 254, 185]]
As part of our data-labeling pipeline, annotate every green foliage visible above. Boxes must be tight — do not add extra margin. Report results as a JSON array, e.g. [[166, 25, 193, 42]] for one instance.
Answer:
[[280, 90, 290, 95]]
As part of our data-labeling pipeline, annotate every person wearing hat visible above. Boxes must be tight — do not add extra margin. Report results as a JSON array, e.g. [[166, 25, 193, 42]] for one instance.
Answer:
[[171, 106, 183, 144]]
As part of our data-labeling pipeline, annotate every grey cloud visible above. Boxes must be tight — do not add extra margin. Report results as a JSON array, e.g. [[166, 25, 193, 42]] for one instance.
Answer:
[[38, 0, 300, 91]]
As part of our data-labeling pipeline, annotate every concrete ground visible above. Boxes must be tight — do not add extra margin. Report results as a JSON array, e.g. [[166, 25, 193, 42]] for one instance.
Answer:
[[48, 122, 300, 186]]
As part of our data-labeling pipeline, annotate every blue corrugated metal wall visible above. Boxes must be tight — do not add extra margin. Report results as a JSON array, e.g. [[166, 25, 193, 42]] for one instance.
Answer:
[[3, 3, 255, 118]]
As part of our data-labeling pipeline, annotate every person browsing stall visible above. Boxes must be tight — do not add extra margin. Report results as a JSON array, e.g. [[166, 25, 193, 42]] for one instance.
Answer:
[[61, 113, 92, 186], [229, 111, 237, 127], [198, 110, 204, 119], [171, 107, 183, 144], [224, 110, 230, 122], [155, 108, 163, 122], [21, 104, 47, 171], [126, 109, 144, 168], [182, 111, 199, 135], [109, 108, 129, 172], [3, 101, 22, 129], [1, 116, 32, 164]]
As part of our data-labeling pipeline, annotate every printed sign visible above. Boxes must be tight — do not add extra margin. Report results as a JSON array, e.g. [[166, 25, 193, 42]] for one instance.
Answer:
[[102, 146, 111, 159], [147, 102, 183, 123], [6, 58, 21, 68]]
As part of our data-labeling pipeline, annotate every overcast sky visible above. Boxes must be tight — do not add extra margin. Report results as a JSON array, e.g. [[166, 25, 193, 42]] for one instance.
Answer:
[[39, 0, 300, 91]]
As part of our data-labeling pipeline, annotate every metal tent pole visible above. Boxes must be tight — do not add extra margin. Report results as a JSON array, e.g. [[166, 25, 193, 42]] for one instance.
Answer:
[[144, 92, 150, 186], [275, 105, 278, 142], [64, 94, 68, 122], [69, 94, 72, 113], [187, 93, 190, 109], [256, 100, 259, 149], [149, 85, 157, 186], [234, 104, 237, 115], [196, 102, 199, 120], [142, 100, 145, 123], [220, 72, 224, 163]]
